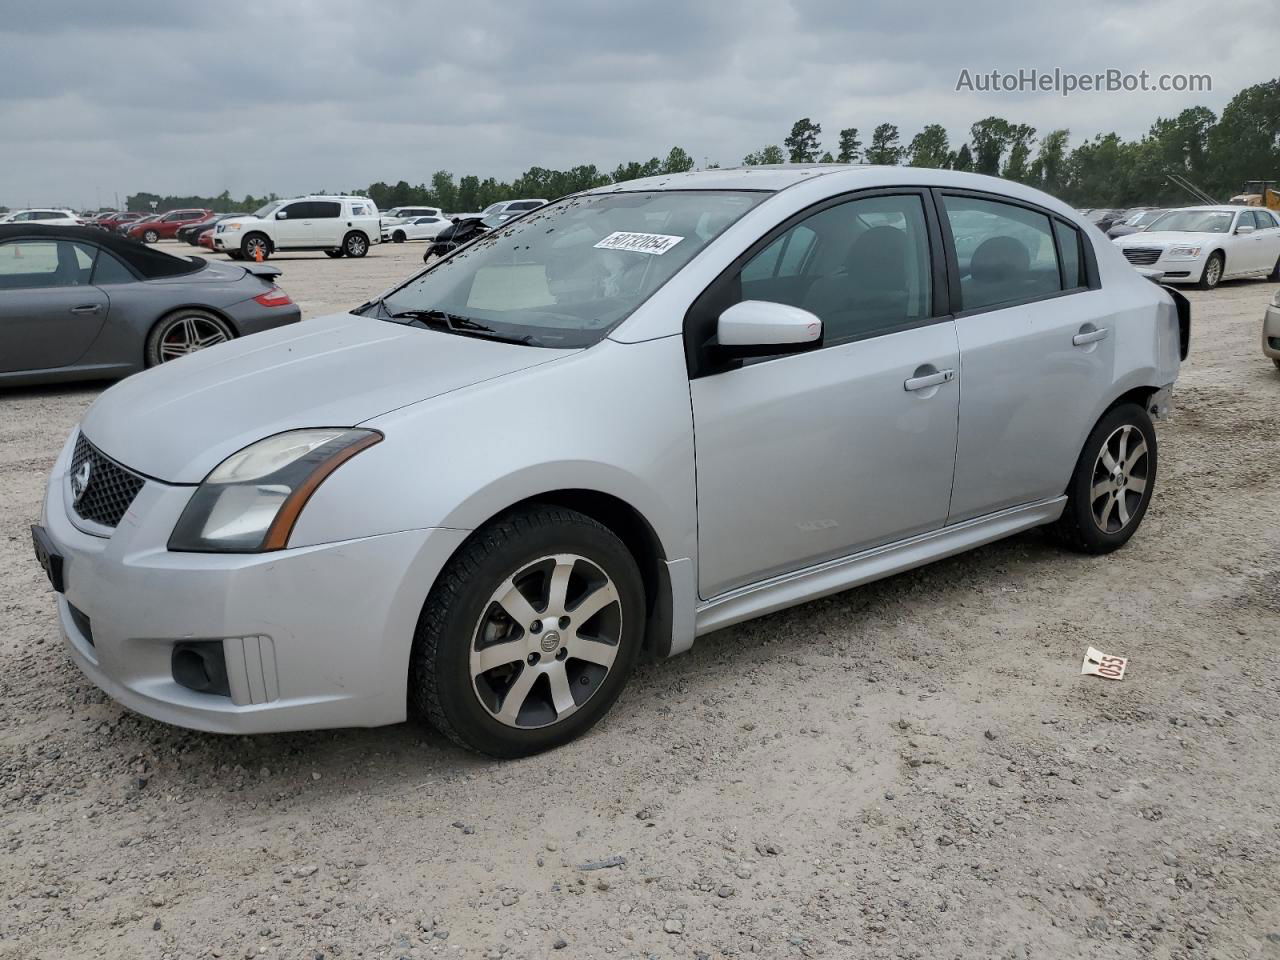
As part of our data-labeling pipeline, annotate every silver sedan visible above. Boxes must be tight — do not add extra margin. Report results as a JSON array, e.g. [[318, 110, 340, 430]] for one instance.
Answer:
[[35, 167, 1186, 757]]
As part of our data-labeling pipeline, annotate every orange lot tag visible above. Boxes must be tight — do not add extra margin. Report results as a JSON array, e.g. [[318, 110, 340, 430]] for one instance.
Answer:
[[1081, 647, 1127, 680]]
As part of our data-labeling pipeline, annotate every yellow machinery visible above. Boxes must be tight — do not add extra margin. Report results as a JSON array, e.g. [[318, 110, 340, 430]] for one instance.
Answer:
[[1228, 180, 1280, 211]]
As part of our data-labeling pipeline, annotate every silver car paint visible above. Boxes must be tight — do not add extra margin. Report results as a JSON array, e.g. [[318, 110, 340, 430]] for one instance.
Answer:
[[42, 166, 1181, 732]]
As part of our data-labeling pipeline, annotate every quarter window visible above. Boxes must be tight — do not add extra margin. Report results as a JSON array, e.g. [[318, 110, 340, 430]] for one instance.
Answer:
[[91, 248, 135, 285], [734, 193, 934, 346], [943, 195, 1063, 311]]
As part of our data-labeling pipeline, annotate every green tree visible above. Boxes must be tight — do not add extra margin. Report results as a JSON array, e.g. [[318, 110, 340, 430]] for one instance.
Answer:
[[611, 157, 662, 181], [819, 151, 834, 163], [1029, 129, 1070, 194], [457, 175, 481, 212], [660, 146, 695, 174], [970, 117, 1013, 175], [951, 143, 974, 171], [1207, 79, 1280, 198], [836, 127, 862, 163], [1001, 124, 1037, 182], [864, 123, 903, 165], [743, 144, 785, 165], [429, 171, 458, 211], [784, 118, 822, 163], [906, 124, 950, 168]]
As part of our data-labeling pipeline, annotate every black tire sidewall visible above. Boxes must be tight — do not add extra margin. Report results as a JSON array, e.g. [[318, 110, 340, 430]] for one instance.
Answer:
[[420, 512, 645, 757], [1064, 403, 1158, 552]]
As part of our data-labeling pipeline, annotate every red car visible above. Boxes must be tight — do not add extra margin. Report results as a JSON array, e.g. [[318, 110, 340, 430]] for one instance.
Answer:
[[198, 228, 216, 251], [96, 211, 147, 231], [126, 208, 212, 243]]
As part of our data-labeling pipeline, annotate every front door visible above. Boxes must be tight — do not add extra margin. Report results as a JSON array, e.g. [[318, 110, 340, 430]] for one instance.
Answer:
[[0, 238, 108, 373], [272, 201, 315, 248], [689, 191, 960, 598]]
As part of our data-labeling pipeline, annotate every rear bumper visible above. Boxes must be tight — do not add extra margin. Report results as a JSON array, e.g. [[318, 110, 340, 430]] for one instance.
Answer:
[[40, 433, 469, 734], [225, 296, 303, 336]]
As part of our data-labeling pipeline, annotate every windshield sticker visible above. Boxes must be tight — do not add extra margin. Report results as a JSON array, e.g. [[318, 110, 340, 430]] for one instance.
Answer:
[[594, 231, 684, 256]]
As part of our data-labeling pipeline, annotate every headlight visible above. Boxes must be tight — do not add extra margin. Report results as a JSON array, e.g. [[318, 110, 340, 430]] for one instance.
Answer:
[[168, 428, 382, 553], [1167, 245, 1201, 259], [222, 222, 242, 232]]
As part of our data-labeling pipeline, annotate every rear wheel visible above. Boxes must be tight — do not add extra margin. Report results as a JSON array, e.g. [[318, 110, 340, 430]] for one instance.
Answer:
[[1198, 251, 1224, 290], [143, 229, 159, 244], [145, 309, 234, 367], [342, 231, 369, 258], [1048, 403, 1157, 554], [393, 230, 406, 243], [410, 506, 644, 758]]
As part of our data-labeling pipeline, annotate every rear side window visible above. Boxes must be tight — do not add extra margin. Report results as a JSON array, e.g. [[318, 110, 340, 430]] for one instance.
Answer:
[[91, 248, 135, 285], [313, 201, 342, 218], [1053, 220, 1085, 289], [943, 195, 1062, 311]]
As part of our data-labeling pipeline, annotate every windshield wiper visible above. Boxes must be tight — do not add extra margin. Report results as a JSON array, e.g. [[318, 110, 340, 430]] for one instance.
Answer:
[[387, 309, 536, 345]]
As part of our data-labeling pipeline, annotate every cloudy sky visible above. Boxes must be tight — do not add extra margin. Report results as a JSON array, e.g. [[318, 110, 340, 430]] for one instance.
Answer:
[[2, 0, 1274, 208]]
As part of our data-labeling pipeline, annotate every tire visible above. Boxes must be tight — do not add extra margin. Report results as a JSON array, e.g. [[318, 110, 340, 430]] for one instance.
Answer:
[[324, 249, 344, 258], [241, 233, 271, 261], [410, 505, 645, 758], [1273, 358, 1280, 371], [143, 229, 159, 244], [342, 231, 369, 258], [1268, 255, 1280, 281], [227, 251, 244, 261], [1048, 403, 1157, 554], [145, 309, 235, 367], [393, 231, 406, 243], [1197, 251, 1224, 290]]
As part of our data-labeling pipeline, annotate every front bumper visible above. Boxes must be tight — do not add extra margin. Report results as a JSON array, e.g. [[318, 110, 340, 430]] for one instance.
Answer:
[[40, 433, 468, 734], [1116, 246, 1205, 283], [1264, 304, 1280, 361]]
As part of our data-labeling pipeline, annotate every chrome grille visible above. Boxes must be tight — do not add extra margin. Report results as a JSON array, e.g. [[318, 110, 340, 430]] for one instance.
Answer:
[[1122, 248, 1162, 266], [68, 434, 145, 529]]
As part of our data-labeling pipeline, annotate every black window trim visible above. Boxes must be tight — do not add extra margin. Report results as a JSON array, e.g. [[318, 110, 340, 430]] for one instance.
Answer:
[[930, 187, 1101, 321], [683, 185, 951, 379]]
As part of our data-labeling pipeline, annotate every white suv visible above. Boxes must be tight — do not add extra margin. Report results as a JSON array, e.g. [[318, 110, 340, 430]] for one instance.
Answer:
[[0, 208, 81, 225], [214, 196, 381, 261]]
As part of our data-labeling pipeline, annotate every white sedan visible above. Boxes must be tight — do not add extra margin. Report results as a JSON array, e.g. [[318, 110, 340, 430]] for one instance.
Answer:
[[386, 215, 451, 243], [1112, 205, 1280, 289]]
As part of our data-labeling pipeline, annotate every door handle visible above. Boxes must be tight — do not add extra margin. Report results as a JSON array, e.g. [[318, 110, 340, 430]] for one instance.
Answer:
[[69, 304, 102, 315], [904, 368, 955, 391], [1072, 327, 1109, 346]]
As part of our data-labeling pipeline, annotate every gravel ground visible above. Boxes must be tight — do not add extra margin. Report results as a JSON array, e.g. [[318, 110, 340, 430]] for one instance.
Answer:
[[1, 241, 1278, 960]]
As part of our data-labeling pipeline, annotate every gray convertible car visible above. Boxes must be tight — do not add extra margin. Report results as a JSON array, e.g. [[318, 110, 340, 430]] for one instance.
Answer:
[[0, 225, 302, 387]]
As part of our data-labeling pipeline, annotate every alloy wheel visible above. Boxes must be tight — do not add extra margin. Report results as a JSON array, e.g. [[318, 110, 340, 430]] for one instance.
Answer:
[[1089, 424, 1149, 534], [1205, 256, 1221, 287], [469, 553, 622, 729], [158, 315, 231, 361]]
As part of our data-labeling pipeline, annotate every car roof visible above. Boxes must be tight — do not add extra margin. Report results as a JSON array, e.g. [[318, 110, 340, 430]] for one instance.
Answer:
[[0, 223, 206, 278], [588, 165, 849, 194]]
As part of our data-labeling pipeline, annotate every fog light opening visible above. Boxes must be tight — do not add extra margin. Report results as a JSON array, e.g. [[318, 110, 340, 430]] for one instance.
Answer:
[[171, 641, 231, 698]]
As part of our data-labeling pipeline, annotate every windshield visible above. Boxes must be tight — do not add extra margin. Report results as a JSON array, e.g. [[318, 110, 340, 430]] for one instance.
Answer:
[[1127, 210, 1164, 226], [252, 201, 282, 219], [1147, 210, 1234, 234], [378, 190, 766, 348]]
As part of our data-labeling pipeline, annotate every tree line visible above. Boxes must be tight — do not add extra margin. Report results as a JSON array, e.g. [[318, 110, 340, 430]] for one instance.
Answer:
[[124, 77, 1278, 215]]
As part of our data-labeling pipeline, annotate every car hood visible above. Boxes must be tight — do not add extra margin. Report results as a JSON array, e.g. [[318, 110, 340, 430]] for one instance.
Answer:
[[80, 312, 574, 483], [1114, 231, 1214, 247]]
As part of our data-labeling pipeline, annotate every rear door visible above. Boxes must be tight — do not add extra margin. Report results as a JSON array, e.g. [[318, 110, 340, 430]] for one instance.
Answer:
[[310, 200, 344, 246], [1256, 210, 1280, 273], [0, 239, 108, 372], [940, 191, 1114, 522], [688, 190, 959, 597]]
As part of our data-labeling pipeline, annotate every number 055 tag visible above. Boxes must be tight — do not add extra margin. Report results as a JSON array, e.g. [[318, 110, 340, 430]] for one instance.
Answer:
[[1081, 647, 1127, 680]]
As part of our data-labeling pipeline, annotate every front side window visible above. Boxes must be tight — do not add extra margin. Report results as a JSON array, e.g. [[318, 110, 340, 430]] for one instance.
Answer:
[[730, 194, 933, 346], [277, 202, 307, 220], [0, 240, 95, 289], [943, 195, 1062, 311], [378, 190, 766, 348]]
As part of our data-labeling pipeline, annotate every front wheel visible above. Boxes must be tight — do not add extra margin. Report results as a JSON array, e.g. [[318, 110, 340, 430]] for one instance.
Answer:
[[1048, 403, 1157, 554], [241, 233, 270, 261], [410, 506, 645, 758], [143, 229, 159, 244], [1198, 251, 1224, 290], [342, 231, 369, 258], [393, 230, 406, 243]]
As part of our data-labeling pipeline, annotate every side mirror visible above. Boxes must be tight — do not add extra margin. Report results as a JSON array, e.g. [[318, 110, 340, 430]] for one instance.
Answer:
[[1236, 224, 1255, 235], [275, 211, 288, 220], [714, 300, 822, 358]]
